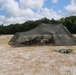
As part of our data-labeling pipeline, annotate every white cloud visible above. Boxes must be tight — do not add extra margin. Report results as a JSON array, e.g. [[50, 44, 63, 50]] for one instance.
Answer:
[[57, 10, 62, 14], [0, 16, 5, 24], [19, 0, 45, 9], [65, 0, 76, 15], [37, 8, 62, 20], [4, 0, 21, 17], [0, 0, 62, 25], [51, 0, 58, 3]]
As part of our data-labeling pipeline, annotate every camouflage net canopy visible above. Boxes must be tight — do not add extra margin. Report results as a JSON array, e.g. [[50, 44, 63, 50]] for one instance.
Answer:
[[9, 23, 76, 46]]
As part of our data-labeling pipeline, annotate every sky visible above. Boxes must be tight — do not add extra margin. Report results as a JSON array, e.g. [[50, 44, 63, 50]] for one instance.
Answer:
[[0, 0, 76, 25]]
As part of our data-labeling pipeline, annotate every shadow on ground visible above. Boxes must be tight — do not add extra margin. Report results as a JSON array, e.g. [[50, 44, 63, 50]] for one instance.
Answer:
[[9, 43, 56, 48]]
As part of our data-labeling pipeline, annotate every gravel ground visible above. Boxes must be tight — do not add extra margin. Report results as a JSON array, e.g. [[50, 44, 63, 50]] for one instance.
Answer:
[[0, 35, 76, 75]]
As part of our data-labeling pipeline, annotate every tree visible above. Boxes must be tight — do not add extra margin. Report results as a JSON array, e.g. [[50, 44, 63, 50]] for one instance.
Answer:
[[0, 16, 76, 34]]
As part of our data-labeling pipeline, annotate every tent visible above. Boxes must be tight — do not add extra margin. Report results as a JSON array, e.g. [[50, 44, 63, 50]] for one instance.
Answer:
[[9, 23, 76, 46]]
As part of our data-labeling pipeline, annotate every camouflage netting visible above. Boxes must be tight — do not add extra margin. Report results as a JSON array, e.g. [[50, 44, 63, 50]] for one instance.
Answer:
[[55, 49, 73, 54], [9, 23, 76, 46]]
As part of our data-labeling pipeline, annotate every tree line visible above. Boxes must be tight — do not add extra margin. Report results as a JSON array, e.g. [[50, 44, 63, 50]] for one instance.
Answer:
[[0, 16, 76, 34]]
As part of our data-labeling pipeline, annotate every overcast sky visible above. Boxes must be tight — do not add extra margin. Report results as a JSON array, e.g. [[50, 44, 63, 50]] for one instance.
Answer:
[[0, 0, 76, 25]]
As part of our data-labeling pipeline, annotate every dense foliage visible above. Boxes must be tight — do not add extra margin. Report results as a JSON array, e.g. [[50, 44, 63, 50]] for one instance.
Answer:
[[0, 16, 76, 34]]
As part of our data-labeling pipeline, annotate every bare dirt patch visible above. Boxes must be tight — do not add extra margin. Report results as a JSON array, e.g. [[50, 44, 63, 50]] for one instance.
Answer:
[[0, 35, 76, 75]]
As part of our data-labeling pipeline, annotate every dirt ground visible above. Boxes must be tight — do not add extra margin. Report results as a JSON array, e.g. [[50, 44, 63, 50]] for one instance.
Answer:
[[0, 35, 76, 75]]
